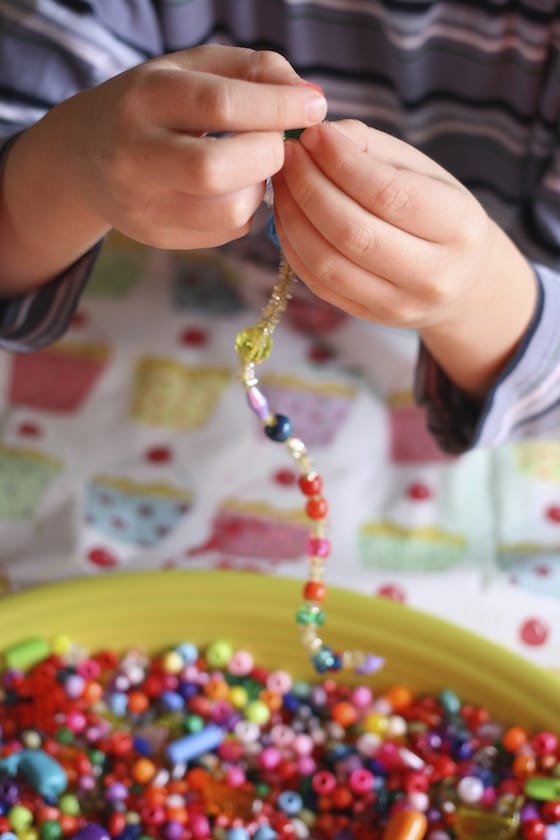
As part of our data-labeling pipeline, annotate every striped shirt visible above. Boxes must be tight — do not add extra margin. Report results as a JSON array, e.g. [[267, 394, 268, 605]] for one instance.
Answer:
[[0, 0, 559, 451]]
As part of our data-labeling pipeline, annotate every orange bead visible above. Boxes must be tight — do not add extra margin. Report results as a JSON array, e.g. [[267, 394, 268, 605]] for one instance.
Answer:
[[382, 809, 428, 840], [331, 701, 358, 728], [383, 685, 413, 712], [332, 786, 353, 810], [131, 757, 156, 785], [512, 752, 537, 779], [303, 580, 327, 602], [259, 689, 283, 711], [186, 767, 210, 790], [83, 681, 103, 704], [127, 690, 149, 714], [502, 725, 528, 752], [204, 676, 230, 700], [59, 815, 80, 837], [305, 497, 329, 520], [143, 785, 167, 806]]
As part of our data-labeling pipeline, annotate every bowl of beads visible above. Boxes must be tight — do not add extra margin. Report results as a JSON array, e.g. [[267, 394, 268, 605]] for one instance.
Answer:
[[0, 569, 558, 840]]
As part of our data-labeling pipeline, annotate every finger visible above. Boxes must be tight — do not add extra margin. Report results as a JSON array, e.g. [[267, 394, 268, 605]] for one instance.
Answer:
[[171, 45, 302, 86], [278, 140, 436, 290], [273, 170, 425, 326], [141, 130, 285, 195], [298, 121, 471, 242], [142, 68, 327, 133]]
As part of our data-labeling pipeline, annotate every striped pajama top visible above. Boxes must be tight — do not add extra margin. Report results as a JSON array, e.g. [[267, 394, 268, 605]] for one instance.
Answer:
[[0, 0, 559, 452]]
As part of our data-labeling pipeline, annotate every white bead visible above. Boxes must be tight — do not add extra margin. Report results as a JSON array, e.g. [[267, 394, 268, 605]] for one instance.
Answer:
[[356, 732, 381, 757], [457, 775, 485, 804], [399, 747, 425, 769], [407, 792, 430, 811], [386, 715, 407, 737], [234, 720, 260, 743]]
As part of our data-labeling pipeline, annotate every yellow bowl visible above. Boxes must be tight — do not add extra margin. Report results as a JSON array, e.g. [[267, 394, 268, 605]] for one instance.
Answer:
[[0, 570, 557, 731]]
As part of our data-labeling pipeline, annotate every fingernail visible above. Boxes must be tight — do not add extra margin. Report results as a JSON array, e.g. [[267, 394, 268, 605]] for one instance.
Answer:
[[298, 79, 325, 97], [305, 93, 328, 122]]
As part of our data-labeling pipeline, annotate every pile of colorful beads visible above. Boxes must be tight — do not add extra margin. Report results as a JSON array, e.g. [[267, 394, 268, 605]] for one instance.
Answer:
[[0, 637, 559, 840]]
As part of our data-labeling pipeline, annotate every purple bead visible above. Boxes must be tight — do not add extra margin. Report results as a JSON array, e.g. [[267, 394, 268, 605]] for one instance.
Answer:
[[105, 782, 128, 802], [163, 821, 184, 840], [356, 654, 385, 675], [246, 386, 270, 420], [70, 825, 109, 840]]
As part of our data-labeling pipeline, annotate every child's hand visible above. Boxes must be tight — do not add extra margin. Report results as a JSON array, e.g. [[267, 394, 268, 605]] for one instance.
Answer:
[[272, 120, 537, 397], [61, 45, 327, 249]]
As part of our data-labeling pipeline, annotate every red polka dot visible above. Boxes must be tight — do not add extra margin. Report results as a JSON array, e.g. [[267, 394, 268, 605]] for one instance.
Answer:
[[180, 327, 208, 347], [519, 617, 550, 647], [376, 583, 406, 603], [308, 343, 334, 363], [406, 482, 432, 501], [71, 310, 88, 329], [273, 468, 297, 486], [534, 564, 550, 577], [87, 547, 119, 568], [146, 446, 172, 464], [545, 504, 560, 523], [17, 421, 42, 438]]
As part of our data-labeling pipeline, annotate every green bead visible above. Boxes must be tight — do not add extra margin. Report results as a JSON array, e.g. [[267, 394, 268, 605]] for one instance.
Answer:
[[205, 639, 233, 669], [8, 805, 34, 832], [524, 776, 560, 800], [235, 327, 272, 364], [439, 689, 461, 715], [40, 821, 63, 840], [88, 748, 106, 766], [284, 128, 304, 140], [254, 782, 270, 798], [245, 700, 271, 725], [4, 637, 50, 672], [183, 713, 205, 733], [58, 794, 80, 816], [55, 726, 74, 744], [295, 604, 326, 625]]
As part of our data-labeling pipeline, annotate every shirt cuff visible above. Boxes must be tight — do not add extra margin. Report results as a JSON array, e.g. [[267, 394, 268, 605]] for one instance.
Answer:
[[0, 241, 103, 353], [415, 264, 557, 453]]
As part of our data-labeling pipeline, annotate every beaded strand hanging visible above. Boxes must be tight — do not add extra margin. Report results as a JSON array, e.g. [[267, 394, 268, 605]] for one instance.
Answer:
[[235, 249, 385, 677]]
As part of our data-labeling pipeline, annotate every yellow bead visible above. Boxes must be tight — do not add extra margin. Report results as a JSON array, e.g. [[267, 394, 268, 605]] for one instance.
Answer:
[[229, 686, 249, 709], [161, 650, 184, 674], [235, 327, 273, 364], [363, 713, 389, 736], [51, 634, 73, 655]]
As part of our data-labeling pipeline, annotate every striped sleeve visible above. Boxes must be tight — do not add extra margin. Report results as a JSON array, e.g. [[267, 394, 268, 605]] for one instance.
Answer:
[[0, 0, 157, 352], [416, 264, 560, 452]]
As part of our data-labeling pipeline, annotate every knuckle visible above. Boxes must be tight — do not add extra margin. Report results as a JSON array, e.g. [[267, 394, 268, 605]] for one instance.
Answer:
[[200, 82, 234, 125], [192, 144, 227, 194], [373, 177, 412, 216], [247, 49, 291, 82], [339, 220, 375, 258]]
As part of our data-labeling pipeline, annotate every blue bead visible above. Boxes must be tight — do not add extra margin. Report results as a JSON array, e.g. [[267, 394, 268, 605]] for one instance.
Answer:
[[311, 645, 336, 673], [159, 691, 184, 712], [225, 829, 250, 840], [282, 693, 300, 712], [277, 790, 302, 815], [439, 689, 461, 715], [266, 214, 280, 247], [264, 414, 292, 442], [254, 827, 277, 840], [132, 736, 152, 757], [108, 691, 128, 716], [175, 642, 198, 663]]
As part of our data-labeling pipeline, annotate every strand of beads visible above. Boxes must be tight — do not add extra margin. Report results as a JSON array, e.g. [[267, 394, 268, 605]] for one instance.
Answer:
[[235, 256, 384, 677]]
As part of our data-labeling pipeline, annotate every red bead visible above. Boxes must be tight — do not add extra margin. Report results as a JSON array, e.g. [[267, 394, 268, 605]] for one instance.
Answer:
[[305, 497, 328, 519], [521, 819, 546, 840], [542, 801, 560, 823], [298, 474, 323, 496], [303, 581, 327, 602]]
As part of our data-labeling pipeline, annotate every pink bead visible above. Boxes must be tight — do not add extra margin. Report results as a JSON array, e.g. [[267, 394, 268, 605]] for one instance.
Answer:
[[246, 386, 270, 420], [77, 659, 101, 680], [348, 768, 374, 794], [376, 741, 400, 769], [351, 686, 373, 709], [228, 650, 254, 676], [307, 536, 331, 558], [266, 670, 292, 694], [189, 814, 210, 839], [66, 710, 87, 733], [298, 756, 316, 775], [531, 731, 558, 755], [312, 771, 337, 795], [224, 766, 246, 787], [480, 787, 497, 808], [292, 733, 314, 756], [258, 747, 282, 770], [270, 724, 295, 747]]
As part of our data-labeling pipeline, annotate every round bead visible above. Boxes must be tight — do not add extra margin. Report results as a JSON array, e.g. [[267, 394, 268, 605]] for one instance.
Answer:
[[264, 414, 292, 442], [305, 497, 328, 520], [298, 474, 322, 496], [303, 581, 327, 603], [227, 650, 254, 676], [205, 640, 233, 669], [235, 326, 273, 364], [457, 776, 485, 805]]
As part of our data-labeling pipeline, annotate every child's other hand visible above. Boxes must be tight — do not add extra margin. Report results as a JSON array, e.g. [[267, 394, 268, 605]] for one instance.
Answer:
[[272, 120, 537, 397], [59, 45, 327, 249]]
